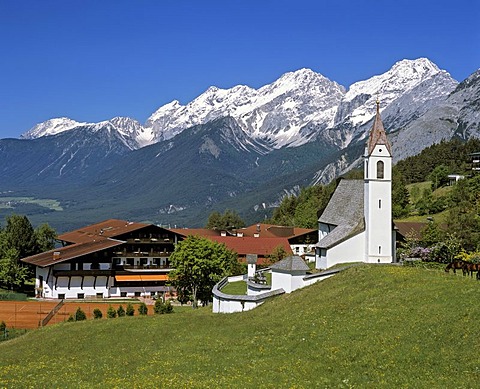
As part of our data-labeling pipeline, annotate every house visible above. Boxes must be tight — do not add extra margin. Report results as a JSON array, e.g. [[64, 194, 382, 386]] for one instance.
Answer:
[[235, 223, 317, 257], [315, 101, 396, 269], [171, 227, 293, 265], [171, 223, 316, 264], [470, 152, 480, 173], [21, 219, 184, 299]]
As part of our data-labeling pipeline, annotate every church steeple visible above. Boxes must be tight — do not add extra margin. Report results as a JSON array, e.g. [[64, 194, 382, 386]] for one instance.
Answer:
[[363, 99, 393, 264], [367, 99, 392, 156]]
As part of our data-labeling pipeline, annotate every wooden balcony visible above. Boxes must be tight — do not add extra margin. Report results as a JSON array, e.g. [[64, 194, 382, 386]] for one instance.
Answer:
[[53, 270, 112, 277], [125, 238, 173, 244], [113, 251, 172, 257]]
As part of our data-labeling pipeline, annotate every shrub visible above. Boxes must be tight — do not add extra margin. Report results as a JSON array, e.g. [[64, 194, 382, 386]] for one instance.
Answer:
[[0, 321, 6, 332], [117, 305, 125, 317], [126, 303, 135, 316], [154, 299, 174, 314], [107, 305, 117, 318], [154, 299, 164, 314], [74, 307, 87, 321], [93, 308, 103, 319], [164, 300, 173, 314], [138, 302, 148, 315]]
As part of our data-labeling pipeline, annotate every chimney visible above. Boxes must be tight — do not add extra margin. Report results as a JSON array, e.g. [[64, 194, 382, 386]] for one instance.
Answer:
[[53, 251, 61, 260]]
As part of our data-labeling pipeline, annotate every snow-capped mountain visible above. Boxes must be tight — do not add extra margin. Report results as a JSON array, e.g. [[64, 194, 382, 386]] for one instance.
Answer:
[[391, 68, 480, 160], [22, 117, 145, 150], [21, 117, 90, 139], [328, 58, 457, 148], [21, 58, 457, 154], [4, 59, 479, 230], [145, 68, 345, 148]]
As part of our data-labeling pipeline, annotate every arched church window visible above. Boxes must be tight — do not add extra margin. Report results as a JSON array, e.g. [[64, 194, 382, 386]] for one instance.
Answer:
[[377, 161, 384, 179]]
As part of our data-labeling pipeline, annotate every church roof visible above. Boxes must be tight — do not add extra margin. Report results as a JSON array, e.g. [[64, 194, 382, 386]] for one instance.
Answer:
[[270, 255, 309, 272], [316, 179, 365, 249], [367, 101, 392, 155]]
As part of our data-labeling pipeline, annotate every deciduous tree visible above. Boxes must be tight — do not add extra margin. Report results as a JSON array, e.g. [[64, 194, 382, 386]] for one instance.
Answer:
[[169, 235, 238, 308]]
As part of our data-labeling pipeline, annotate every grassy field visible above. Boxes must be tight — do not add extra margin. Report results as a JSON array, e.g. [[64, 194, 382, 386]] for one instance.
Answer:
[[1, 265, 479, 388]]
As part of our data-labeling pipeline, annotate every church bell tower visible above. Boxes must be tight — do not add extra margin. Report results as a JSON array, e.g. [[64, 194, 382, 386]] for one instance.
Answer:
[[364, 100, 393, 263]]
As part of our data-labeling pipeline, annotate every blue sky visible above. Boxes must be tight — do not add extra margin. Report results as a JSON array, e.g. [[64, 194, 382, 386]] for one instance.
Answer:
[[0, 0, 479, 138]]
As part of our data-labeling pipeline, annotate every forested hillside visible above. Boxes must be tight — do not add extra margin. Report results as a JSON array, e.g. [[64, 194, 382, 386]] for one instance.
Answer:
[[270, 138, 480, 251]]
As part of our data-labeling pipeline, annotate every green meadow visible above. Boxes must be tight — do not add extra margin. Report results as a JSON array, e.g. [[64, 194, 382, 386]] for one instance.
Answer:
[[0, 196, 63, 211], [1, 265, 479, 388]]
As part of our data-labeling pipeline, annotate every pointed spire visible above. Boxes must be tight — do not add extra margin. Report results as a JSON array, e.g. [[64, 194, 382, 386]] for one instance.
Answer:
[[367, 99, 392, 155]]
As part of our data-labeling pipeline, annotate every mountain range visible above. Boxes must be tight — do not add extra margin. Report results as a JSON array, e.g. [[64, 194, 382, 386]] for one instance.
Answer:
[[2, 58, 479, 231]]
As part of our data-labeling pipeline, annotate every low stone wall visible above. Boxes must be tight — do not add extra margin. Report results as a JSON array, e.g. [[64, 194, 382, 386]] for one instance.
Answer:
[[212, 276, 284, 314]]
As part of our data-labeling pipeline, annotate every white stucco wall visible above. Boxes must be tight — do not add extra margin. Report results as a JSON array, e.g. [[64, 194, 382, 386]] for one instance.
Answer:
[[364, 144, 393, 263], [212, 297, 261, 313], [303, 273, 335, 287], [47, 276, 110, 299], [323, 232, 365, 269], [271, 271, 307, 294]]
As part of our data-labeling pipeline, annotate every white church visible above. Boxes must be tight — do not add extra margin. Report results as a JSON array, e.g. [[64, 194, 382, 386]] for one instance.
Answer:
[[315, 101, 396, 269]]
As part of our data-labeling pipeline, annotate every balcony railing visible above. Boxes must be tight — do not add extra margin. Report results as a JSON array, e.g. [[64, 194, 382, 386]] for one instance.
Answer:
[[116, 264, 171, 270], [126, 238, 173, 244], [53, 270, 112, 277], [113, 251, 171, 257]]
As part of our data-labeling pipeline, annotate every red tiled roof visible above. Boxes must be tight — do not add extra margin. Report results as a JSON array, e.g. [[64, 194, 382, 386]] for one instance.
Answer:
[[206, 236, 292, 258], [22, 219, 159, 267], [169, 228, 222, 237], [238, 223, 316, 239], [59, 219, 148, 244], [21, 239, 124, 267]]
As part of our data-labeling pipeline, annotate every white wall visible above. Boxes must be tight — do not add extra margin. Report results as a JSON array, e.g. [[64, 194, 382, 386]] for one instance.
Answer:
[[212, 297, 262, 313], [48, 276, 110, 299], [324, 232, 365, 268], [271, 271, 307, 294], [364, 144, 393, 263]]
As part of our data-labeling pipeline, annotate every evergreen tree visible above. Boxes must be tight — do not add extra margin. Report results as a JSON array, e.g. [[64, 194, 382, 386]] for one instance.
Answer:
[[117, 305, 125, 317], [107, 306, 117, 318], [126, 303, 135, 316], [205, 209, 245, 230], [392, 169, 410, 218]]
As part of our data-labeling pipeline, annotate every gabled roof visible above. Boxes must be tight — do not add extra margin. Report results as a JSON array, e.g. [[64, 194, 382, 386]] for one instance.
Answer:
[[367, 100, 392, 155], [59, 219, 149, 244], [170, 228, 222, 237], [22, 219, 177, 267], [21, 239, 124, 267], [237, 223, 316, 239], [270, 255, 309, 272], [316, 179, 365, 249]]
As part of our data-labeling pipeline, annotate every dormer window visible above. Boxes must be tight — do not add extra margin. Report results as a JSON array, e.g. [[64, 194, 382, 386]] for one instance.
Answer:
[[377, 161, 384, 179]]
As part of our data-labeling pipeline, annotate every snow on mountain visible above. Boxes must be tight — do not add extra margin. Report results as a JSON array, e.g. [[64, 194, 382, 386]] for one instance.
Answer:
[[145, 84, 258, 143], [20, 58, 457, 154], [391, 68, 480, 161], [336, 58, 454, 126], [21, 117, 91, 139], [327, 58, 457, 149], [21, 117, 145, 150], [145, 68, 345, 148]]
